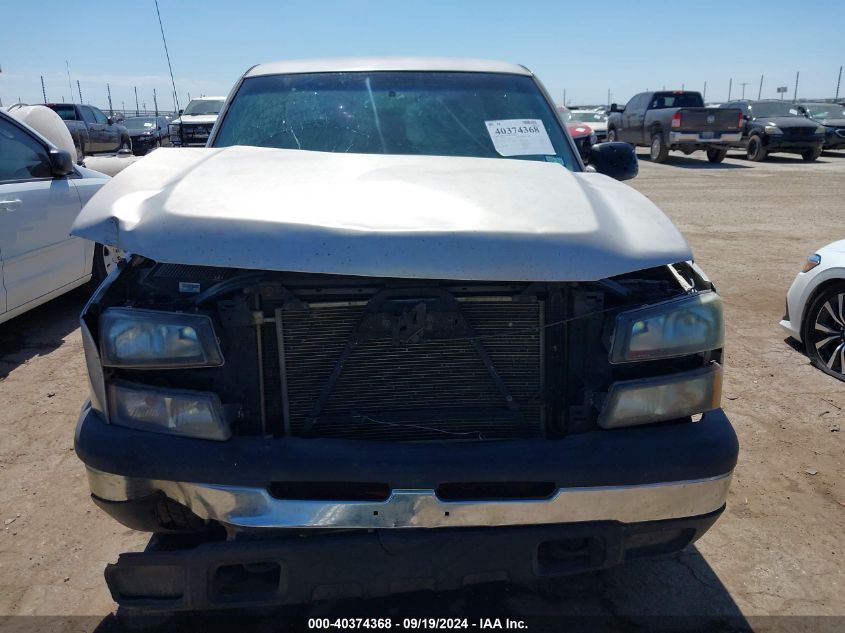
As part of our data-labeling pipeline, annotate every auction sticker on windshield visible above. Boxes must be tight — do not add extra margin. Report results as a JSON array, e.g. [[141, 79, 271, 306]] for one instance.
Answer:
[[485, 119, 554, 156]]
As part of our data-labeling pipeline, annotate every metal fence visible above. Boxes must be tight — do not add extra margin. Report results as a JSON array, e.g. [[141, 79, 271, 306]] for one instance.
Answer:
[[105, 108, 178, 120]]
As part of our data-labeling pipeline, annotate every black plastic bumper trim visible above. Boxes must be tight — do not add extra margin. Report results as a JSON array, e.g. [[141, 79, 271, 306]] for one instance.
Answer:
[[75, 406, 738, 490], [107, 508, 723, 612]]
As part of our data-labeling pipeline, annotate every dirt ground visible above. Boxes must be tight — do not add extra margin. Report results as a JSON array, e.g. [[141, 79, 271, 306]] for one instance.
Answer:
[[0, 147, 843, 628]]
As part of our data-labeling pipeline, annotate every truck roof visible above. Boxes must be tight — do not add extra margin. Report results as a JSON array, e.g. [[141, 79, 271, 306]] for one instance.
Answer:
[[246, 57, 532, 78]]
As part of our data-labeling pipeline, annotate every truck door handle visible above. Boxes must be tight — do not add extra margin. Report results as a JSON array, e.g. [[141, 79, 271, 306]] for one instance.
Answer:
[[0, 198, 22, 212]]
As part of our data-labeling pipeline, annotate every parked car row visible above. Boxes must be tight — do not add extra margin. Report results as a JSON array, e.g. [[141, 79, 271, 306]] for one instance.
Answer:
[[601, 91, 841, 164]]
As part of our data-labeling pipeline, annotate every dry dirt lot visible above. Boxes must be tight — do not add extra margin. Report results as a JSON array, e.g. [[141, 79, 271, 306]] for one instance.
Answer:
[[0, 148, 843, 630]]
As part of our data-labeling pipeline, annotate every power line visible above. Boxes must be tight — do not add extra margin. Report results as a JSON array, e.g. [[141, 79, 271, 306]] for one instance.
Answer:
[[155, 0, 180, 111]]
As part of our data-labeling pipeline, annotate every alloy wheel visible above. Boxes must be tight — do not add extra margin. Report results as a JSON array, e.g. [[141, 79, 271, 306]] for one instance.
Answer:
[[650, 135, 661, 160], [812, 292, 845, 376]]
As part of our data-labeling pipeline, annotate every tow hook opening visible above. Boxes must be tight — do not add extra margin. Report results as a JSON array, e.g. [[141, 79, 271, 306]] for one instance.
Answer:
[[211, 562, 282, 602], [536, 536, 606, 575]]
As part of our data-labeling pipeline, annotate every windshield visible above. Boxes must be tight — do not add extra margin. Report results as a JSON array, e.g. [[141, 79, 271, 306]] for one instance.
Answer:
[[805, 104, 845, 119], [183, 99, 224, 116], [213, 72, 578, 168], [751, 102, 799, 118], [572, 111, 607, 123], [123, 117, 157, 130]]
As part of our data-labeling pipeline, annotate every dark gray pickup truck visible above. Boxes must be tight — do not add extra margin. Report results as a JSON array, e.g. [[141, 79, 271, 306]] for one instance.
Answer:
[[46, 103, 132, 160], [607, 91, 743, 163]]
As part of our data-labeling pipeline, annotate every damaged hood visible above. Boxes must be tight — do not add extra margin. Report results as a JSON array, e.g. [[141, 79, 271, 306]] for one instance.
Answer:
[[71, 146, 692, 281]]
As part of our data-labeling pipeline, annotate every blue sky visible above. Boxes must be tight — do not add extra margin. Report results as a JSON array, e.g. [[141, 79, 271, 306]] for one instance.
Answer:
[[1, 0, 841, 111]]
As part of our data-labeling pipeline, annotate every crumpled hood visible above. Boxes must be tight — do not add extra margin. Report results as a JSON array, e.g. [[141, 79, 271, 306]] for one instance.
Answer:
[[173, 114, 218, 126], [71, 146, 692, 281]]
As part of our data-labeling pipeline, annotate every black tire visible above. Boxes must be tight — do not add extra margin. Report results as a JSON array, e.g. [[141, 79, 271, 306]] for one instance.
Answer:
[[75, 138, 85, 164], [706, 147, 728, 163], [607, 127, 618, 142], [746, 135, 767, 161], [802, 283, 845, 383], [119, 135, 132, 152], [649, 130, 669, 163], [802, 147, 822, 162]]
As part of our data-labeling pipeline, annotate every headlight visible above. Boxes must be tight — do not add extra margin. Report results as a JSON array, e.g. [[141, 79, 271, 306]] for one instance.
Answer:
[[168, 123, 180, 136], [108, 381, 230, 440], [597, 363, 722, 429], [816, 126, 826, 135], [610, 291, 724, 364], [764, 124, 782, 134], [100, 308, 223, 368], [801, 253, 821, 273]]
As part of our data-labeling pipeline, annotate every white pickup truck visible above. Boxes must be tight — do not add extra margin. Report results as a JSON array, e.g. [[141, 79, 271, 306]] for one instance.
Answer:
[[71, 58, 737, 614]]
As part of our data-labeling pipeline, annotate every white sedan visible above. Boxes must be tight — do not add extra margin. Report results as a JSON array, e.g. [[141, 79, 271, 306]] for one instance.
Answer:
[[781, 240, 845, 382], [0, 108, 112, 325]]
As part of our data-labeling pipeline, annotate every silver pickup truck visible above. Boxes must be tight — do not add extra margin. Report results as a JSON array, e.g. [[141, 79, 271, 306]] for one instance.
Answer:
[[607, 91, 743, 163], [71, 58, 737, 614]]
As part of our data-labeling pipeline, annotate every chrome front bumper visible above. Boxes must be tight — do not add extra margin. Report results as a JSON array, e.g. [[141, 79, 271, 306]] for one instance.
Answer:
[[669, 131, 742, 144], [87, 467, 732, 530]]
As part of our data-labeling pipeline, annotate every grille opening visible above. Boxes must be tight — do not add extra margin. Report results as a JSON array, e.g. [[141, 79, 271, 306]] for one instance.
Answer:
[[266, 298, 544, 441], [536, 536, 605, 575], [268, 481, 391, 501], [436, 481, 556, 501], [211, 562, 281, 601]]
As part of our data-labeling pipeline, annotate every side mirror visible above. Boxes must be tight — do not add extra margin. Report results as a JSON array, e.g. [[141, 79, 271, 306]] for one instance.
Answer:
[[588, 142, 638, 181], [48, 149, 74, 176], [610, 103, 619, 113], [107, 117, 114, 125], [178, 109, 184, 116]]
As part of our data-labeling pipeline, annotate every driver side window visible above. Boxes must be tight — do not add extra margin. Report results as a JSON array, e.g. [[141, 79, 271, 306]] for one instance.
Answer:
[[0, 118, 52, 183], [91, 107, 109, 124]]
